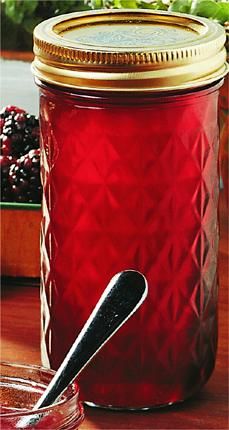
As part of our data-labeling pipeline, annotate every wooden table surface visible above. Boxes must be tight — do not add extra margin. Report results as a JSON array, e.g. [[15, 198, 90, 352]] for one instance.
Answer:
[[1, 192, 228, 430]]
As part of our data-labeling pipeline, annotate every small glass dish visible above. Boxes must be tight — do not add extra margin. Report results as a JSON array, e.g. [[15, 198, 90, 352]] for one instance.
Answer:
[[0, 361, 84, 429]]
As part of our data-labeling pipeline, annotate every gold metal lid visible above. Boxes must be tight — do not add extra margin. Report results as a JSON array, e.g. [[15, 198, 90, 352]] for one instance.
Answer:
[[32, 9, 228, 92]]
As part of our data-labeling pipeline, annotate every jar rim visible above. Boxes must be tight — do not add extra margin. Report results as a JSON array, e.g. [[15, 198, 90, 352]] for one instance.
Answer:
[[32, 9, 228, 92], [0, 361, 84, 424]]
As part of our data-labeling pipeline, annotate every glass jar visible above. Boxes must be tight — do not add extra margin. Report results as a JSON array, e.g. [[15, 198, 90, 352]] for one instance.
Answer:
[[0, 362, 84, 429], [33, 9, 228, 409]]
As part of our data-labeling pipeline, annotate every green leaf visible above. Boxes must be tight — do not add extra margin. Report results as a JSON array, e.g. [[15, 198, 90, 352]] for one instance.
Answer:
[[120, 0, 138, 8], [190, 0, 220, 19], [113, 0, 123, 7], [3, 0, 88, 34], [90, 0, 104, 8], [50, 0, 84, 14], [4, 0, 24, 24], [214, 2, 229, 25], [169, 0, 192, 14], [4, 0, 38, 24], [140, 1, 168, 10]]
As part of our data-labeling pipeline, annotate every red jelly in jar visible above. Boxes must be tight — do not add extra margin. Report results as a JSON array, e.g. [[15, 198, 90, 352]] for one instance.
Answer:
[[33, 9, 228, 409]]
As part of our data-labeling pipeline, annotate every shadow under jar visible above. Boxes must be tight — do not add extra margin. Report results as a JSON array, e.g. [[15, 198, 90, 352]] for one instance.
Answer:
[[32, 9, 228, 409]]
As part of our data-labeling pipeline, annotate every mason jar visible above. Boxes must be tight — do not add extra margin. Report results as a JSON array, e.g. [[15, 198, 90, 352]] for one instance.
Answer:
[[32, 9, 227, 409]]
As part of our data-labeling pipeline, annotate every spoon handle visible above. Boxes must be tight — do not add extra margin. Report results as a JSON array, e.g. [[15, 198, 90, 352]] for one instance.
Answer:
[[35, 270, 147, 409]]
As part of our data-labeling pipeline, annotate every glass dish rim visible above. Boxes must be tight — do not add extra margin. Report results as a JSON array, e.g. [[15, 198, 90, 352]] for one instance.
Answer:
[[0, 361, 83, 420]]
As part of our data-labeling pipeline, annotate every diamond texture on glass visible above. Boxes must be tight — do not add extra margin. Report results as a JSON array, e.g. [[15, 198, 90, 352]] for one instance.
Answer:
[[40, 86, 220, 408]]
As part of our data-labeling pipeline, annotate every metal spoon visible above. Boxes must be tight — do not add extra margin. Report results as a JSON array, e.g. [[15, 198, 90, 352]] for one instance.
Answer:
[[17, 270, 148, 428]]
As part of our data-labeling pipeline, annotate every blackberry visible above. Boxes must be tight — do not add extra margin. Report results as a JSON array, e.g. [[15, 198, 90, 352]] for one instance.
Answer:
[[0, 155, 14, 202], [0, 105, 25, 116], [0, 118, 5, 133], [0, 105, 39, 158], [0, 106, 41, 204], [1, 135, 13, 156], [9, 149, 42, 203]]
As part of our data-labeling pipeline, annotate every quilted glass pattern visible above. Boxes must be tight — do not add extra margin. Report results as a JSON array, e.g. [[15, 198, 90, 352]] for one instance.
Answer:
[[40, 85, 220, 408]]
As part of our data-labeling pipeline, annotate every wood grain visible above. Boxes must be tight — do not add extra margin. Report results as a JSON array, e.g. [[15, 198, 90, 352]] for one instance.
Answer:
[[1, 208, 41, 277], [1, 190, 228, 429]]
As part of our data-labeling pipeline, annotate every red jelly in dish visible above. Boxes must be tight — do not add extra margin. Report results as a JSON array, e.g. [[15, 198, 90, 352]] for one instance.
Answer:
[[32, 9, 228, 409], [0, 362, 84, 429]]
